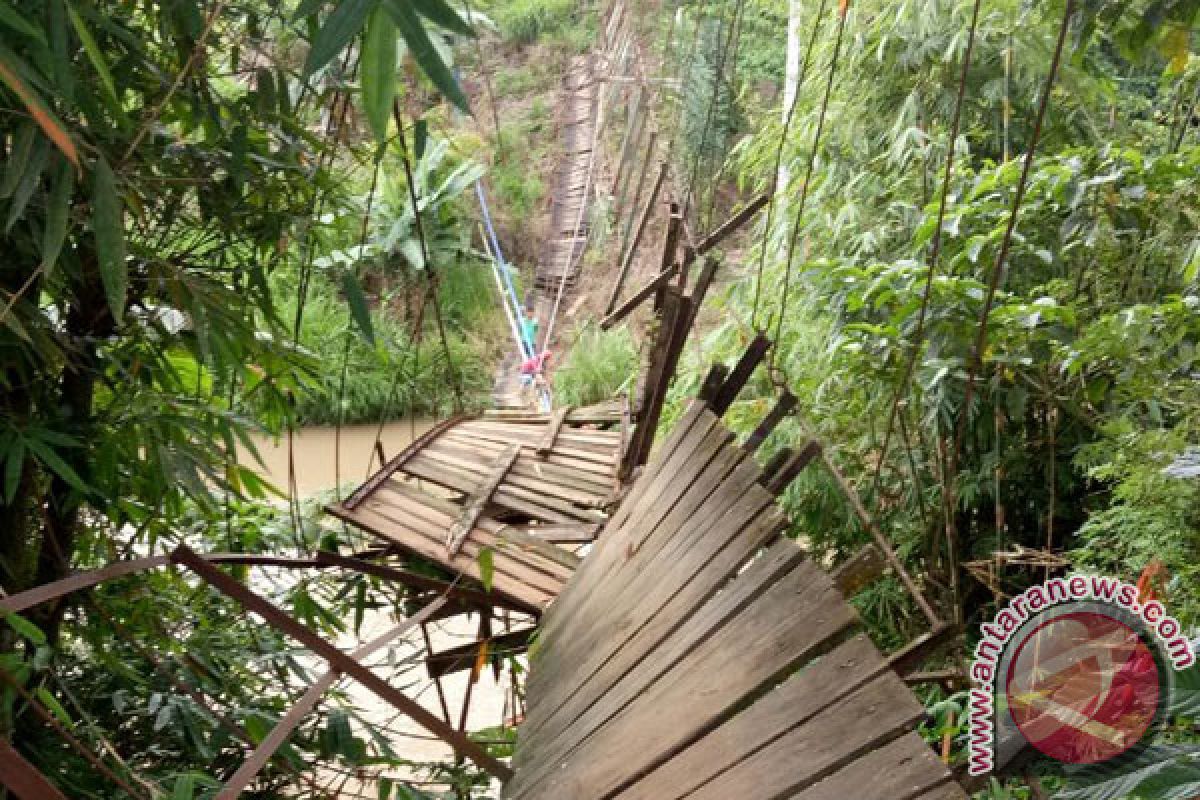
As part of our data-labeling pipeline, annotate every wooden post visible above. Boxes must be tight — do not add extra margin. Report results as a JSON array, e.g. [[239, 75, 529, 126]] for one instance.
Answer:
[[604, 161, 667, 316], [655, 205, 683, 311], [619, 129, 658, 255], [612, 85, 643, 195]]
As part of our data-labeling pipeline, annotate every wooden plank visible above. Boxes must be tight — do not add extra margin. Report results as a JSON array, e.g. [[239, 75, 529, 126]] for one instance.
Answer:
[[709, 333, 771, 416], [446, 444, 521, 557], [783, 735, 962, 800], [509, 554, 858, 799], [743, 389, 797, 454], [518, 523, 600, 543], [529, 409, 724, 679], [682, 673, 925, 800], [832, 543, 887, 596], [218, 599, 447, 797], [419, 443, 610, 507], [171, 546, 513, 781], [696, 363, 729, 404], [326, 503, 554, 613], [605, 161, 668, 315], [764, 439, 823, 494], [344, 415, 470, 509], [536, 407, 570, 458], [519, 483, 784, 756], [599, 262, 680, 330], [682, 191, 771, 268], [427, 627, 535, 679], [0, 741, 69, 800], [524, 445, 762, 715], [614, 634, 888, 799]]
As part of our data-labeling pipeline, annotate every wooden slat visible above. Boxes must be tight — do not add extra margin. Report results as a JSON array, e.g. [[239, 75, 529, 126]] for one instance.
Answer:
[[427, 628, 536, 679], [614, 634, 887, 799], [523, 446, 763, 717], [519, 523, 600, 543], [785, 734, 964, 799], [446, 444, 521, 557], [509, 553, 858, 798], [536, 407, 570, 458], [708, 333, 771, 416], [682, 673, 924, 800]]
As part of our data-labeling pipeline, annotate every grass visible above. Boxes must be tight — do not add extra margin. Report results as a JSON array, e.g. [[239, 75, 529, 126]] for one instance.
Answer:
[[553, 324, 639, 407], [266, 273, 492, 426], [489, 0, 577, 45]]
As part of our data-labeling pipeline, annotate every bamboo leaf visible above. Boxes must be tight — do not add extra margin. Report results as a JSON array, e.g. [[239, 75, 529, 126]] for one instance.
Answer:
[[0, 1, 44, 43], [3, 438, 24, 503], [477, 546, 494, 592], [2, 611, 47, 646], [411, 0, 473, 36], [92, 156, 126, 323], [41, 156, 73, 274], [24, 435, 87, 493], [0, 43, 80, 169], [384, 0, 470, 112], [304, 0, 376, 76], [67, 3, 119, 105], [35, 687, 72, 725], [5, 138, 48, 233], [0, 122, 34, 199], [360, 4, 397, 144], [340, 268, 376, 346]]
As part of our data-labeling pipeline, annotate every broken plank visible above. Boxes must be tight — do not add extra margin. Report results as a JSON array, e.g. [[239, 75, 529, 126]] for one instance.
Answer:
[[536, 407, 570, 458], [446, 444, 521, 558]]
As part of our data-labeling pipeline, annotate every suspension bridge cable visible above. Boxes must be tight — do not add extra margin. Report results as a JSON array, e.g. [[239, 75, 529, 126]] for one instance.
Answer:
[[866, 0, 983, 502], [770, 0, 850, 380], [393, 105, 467, 414], [750, 0, 829, 330]]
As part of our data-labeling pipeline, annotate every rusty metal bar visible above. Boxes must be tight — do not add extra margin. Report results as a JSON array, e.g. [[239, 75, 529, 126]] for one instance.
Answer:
[[170, 545, 513, 781], [0, 740, 69, 800], [217, 598, 448, 797]]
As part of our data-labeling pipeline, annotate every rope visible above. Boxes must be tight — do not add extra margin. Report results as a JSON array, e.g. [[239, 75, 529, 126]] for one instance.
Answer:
[[770, 0, 850, 381], [866, 0, 983, 501], [751, 0, 829, 329], [476, 182, 536, 358]]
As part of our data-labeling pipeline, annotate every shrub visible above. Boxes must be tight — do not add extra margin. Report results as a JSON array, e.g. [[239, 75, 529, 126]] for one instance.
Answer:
[[553, 324, 639, 406], [492, 0, 576, 44]]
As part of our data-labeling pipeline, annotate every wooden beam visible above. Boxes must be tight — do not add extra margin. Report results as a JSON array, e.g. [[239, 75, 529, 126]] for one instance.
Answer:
[[764, 440, 822, 495], [217, 600, 448, 798], [887, 623, 960, 676], [683, 192, 771, 267], [831, 544, 887, 597], [600, 261, 680, 330], [518, 523, 601, 544], [709, 333, 771, 416], [604, 161, 667, 315], [427, 628, 536, 679], [742, 390, 797, 454], [170, 545, 514, 782], [697, 363, 730, 404], [536, 407, 571, 459], [446, 444, 521, 558], [0, 741, 69, 800]]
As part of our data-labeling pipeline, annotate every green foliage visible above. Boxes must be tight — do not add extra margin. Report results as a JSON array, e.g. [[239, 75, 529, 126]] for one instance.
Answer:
[[488, 0, 576, 45], [553, 325, 639, 407]]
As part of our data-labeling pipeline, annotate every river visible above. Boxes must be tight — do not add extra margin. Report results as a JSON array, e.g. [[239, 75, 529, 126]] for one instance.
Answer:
[[243, 420, 516, 795]]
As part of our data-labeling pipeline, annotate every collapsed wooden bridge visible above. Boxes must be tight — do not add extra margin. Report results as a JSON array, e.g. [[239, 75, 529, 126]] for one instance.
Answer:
[[0, 5, 969, 797]]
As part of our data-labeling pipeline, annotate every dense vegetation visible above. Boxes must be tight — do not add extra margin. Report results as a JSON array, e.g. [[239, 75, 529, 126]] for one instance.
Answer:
[[636, 0, 1200, 795], [1, 0, 1198, 797]]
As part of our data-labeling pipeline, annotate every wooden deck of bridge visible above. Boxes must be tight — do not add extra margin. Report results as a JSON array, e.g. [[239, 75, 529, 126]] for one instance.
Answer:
[[501, 397, 966, 800], [327, 401, 626, 614]]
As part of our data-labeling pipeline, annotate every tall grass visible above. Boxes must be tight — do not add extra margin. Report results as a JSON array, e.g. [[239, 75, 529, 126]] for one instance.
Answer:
[[491, 0, 577, 44], [268, 279, 491, 426], [553, 324, 639, 407]]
